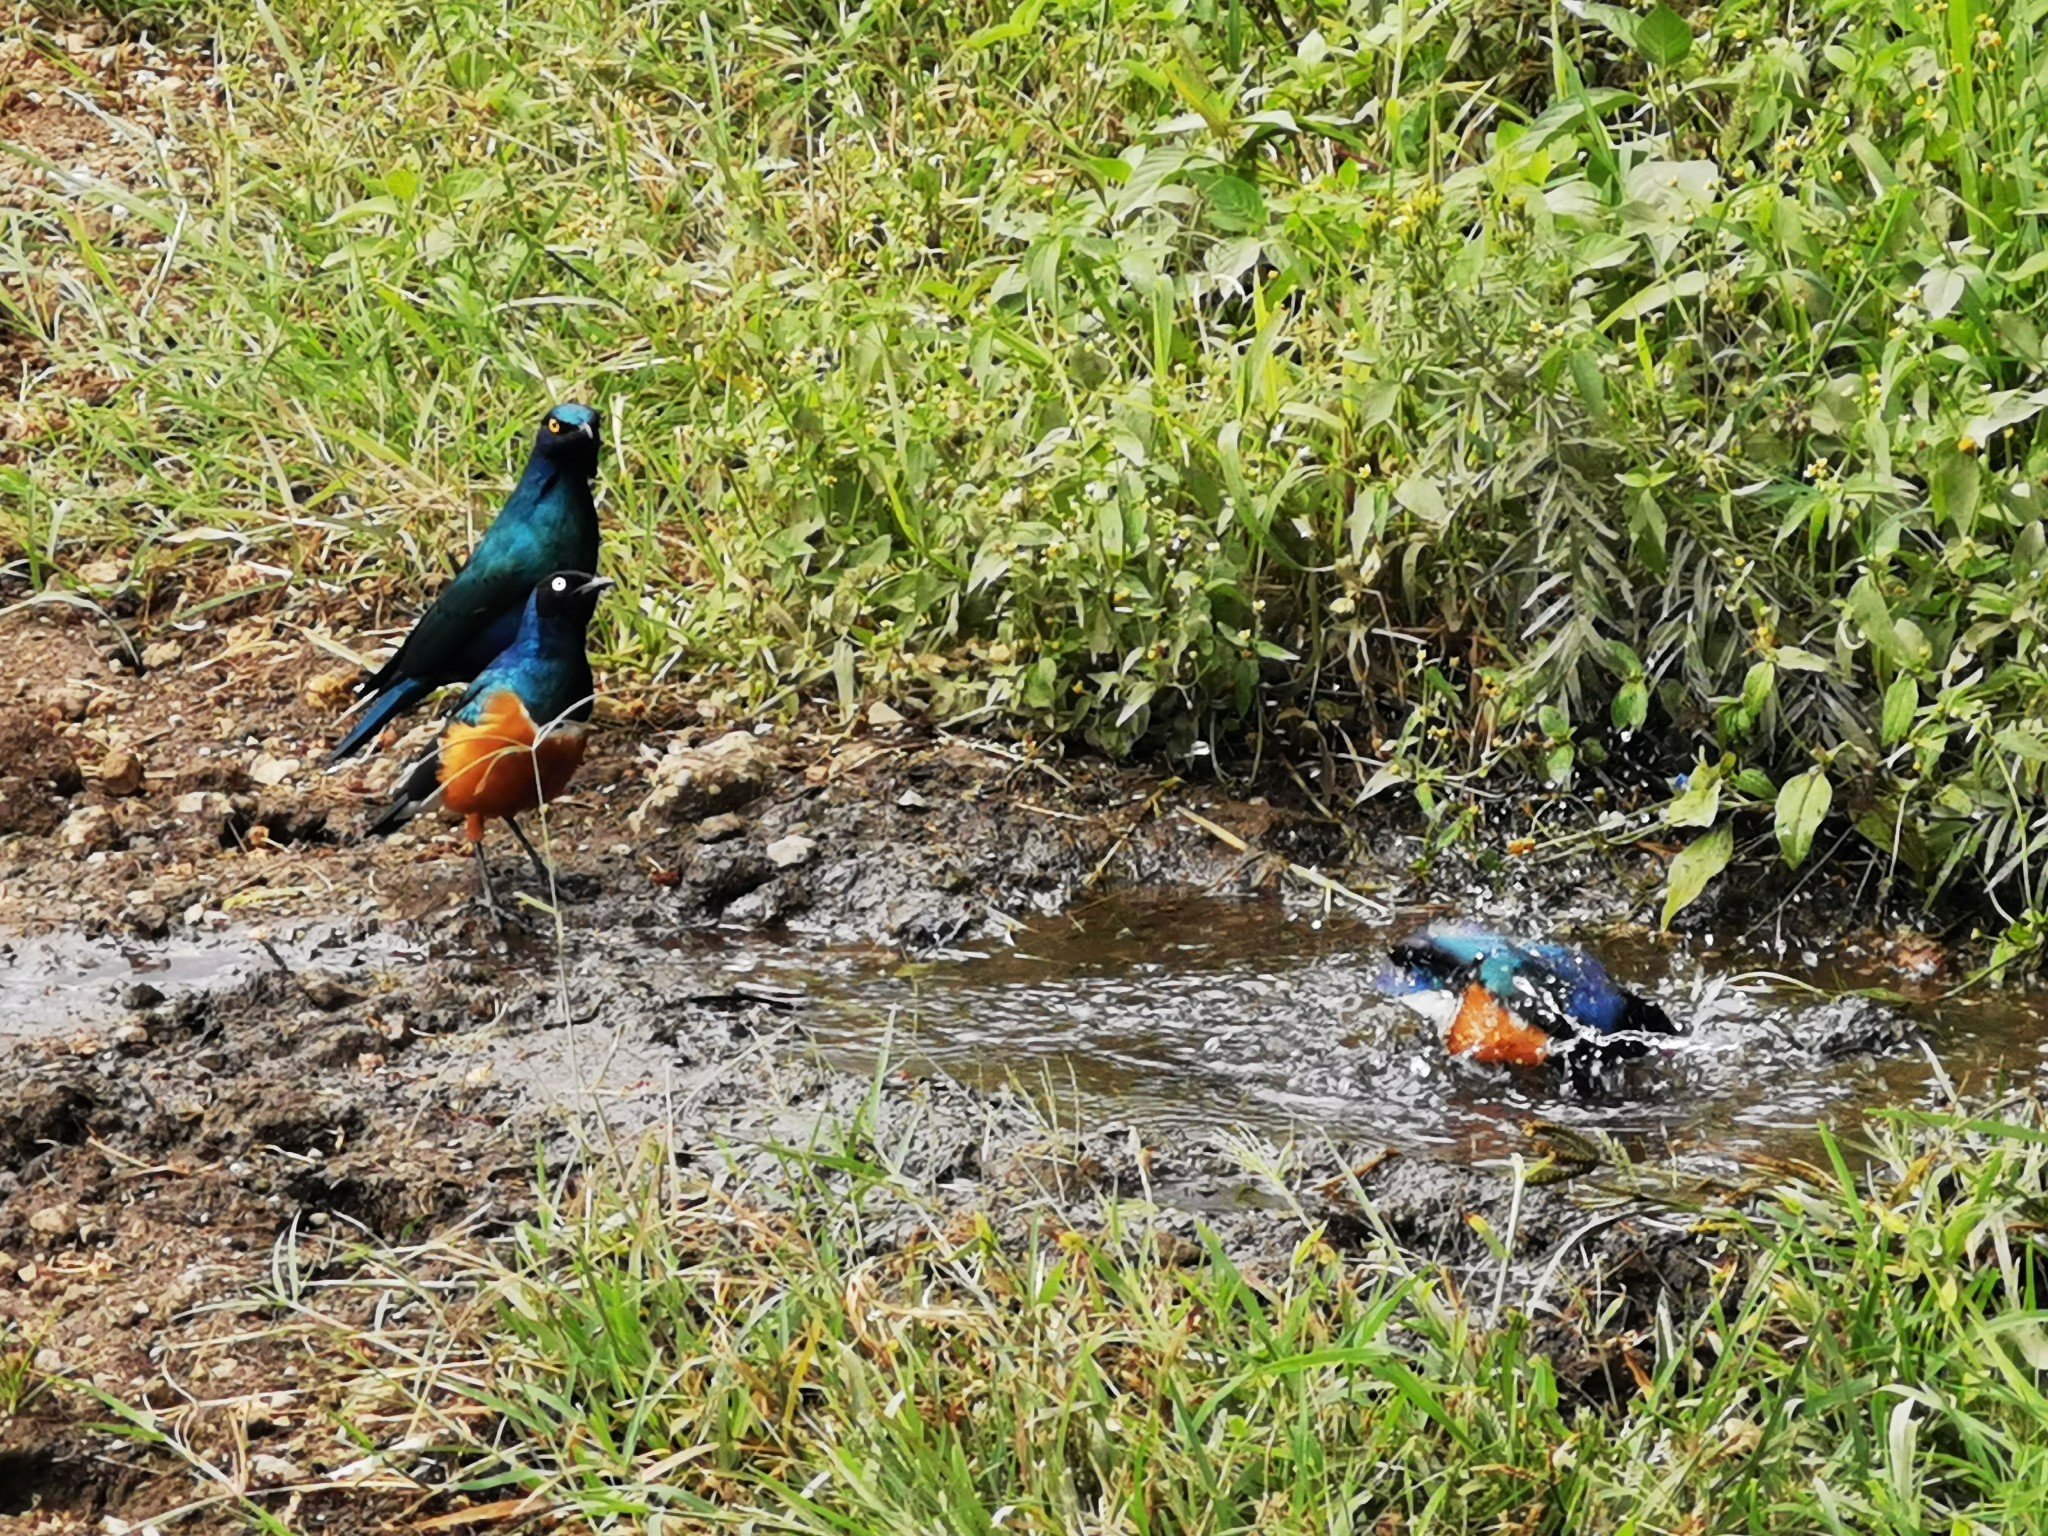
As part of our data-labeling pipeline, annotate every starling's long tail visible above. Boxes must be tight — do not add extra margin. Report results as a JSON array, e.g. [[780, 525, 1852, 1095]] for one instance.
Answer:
[[328, 675, 433, 763], [367, 748, 443, 837]]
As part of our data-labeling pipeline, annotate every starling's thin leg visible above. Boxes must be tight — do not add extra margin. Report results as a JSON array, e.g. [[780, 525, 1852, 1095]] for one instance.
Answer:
[[505, 815, 554, 888], [473, 838, 504, 926]]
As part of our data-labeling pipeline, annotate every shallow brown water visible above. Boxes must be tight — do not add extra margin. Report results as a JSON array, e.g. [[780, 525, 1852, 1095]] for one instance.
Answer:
[[753, 893, 2048, 1162], [0, 923, 423, 1040]]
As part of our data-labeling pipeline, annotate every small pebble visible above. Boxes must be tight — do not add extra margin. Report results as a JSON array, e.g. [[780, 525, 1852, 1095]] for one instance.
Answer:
[[765, 833, 817, 869], [58, 805, 122, 853], [96, 746, 145, 796]]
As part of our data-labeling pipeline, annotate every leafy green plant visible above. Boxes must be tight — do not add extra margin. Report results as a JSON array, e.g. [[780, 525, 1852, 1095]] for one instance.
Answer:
[[10, 0, 2048, 931]]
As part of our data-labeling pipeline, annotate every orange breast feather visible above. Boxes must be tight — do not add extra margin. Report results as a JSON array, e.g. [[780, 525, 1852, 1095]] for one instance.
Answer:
[[1445, 983, 1555, 1067], [438, 691, 588, 841]]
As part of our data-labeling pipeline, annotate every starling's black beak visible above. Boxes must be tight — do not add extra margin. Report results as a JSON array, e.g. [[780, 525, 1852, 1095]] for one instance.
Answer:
[[573, 419, 599, 442], [577, 575, 615, 598]]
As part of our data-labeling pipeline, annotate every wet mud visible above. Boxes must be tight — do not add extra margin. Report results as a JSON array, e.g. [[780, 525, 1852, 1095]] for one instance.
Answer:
[[0, 600, 2039, 1529]]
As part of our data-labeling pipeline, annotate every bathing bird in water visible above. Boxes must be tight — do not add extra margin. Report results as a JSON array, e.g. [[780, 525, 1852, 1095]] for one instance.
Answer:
[[370, 571, 611, 912], [1374, 924, 1681, 1072], [329, 402, 603, 762]]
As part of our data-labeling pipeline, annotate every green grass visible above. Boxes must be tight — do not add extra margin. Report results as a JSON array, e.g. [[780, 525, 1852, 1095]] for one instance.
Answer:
[[9, 0, 2048, 928], [122, 1092, 2048, 1533]]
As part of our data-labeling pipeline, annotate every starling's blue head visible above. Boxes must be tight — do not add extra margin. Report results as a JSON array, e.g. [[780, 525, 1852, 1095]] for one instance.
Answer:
[[533, 401, 602, 473]]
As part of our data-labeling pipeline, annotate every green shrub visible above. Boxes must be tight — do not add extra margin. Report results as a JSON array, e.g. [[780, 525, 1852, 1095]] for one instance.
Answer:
[[9, 0, 2048, 927]]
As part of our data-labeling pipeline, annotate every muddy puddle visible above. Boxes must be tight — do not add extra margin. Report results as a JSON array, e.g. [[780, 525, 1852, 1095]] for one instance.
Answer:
[[713, 893, 2048, 1164], [12, 889, 2045, 1168], [0, 922, 423, 1040]]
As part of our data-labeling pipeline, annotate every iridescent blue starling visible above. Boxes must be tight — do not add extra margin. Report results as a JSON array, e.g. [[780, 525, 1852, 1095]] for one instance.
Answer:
[[329, 402, 602, 762], [1374, 924, 1681, 1072]]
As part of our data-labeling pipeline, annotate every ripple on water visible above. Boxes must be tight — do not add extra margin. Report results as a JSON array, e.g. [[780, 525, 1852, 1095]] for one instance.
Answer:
[[10, 891, 2042, 1166], [777, 892, 2048, 1162]]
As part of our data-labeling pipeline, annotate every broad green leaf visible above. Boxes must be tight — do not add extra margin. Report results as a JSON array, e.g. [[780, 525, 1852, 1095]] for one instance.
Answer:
[[1741, 661, 1774, 716], [963, 0, 1046, 49], [1662, 823, 1733, 930], [1856, 800, 1928, 878], [1021, 655, 1058, 709], [1930, 448, 1979, 532], [322, 195, 403, 224], [1569, 351, 1608, 424], [967, 545, 1011, 591], [1891, 617, 1931, 670], [1667, 772, 1721, 828], [1633, 4, 1694, 66], [1200, 174, 1267, 233], [1361, 764, 1404, 799], [1204, 235, 1265, 280], [1394, 475, 1450, 528], [1843, 134, 1898, 191], [1881, 675, 1918, 747], [1775, 768, 1832, 870], [1772, 646, 1831, 673], [1605, 269, 1708, 326], [1570, 2, 1643, 51], [1733, 768, 1777, 800], [1847, 575, 1898, 665], [1921, 265, 1968, 319], [1545, 744, 1574, 785], [1611, 678, 1648, 731], [1571, 233, 1639, 274], [1995, 725, 2048, 764], [1810, 374, 1863, 436], [1538, 704, 1570, 739], [1357, 380, 1400, 429], [1991, 314, 2043, 366], [1961, 386, 2048, 445]]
